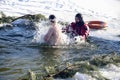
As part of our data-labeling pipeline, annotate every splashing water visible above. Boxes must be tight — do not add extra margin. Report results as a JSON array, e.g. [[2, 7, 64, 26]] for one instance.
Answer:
[[32, 21, 50, 44], [32, 21, 85, 46]]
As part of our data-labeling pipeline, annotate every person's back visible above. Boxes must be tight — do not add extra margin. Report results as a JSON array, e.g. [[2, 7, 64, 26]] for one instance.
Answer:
[[44, 15, 62, 46]]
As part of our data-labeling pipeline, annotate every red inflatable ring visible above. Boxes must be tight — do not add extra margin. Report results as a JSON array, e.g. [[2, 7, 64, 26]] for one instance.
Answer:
[[87, 21, 107, 29]]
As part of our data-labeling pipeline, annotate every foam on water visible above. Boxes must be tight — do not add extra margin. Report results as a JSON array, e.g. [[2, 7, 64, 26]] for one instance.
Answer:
[[0, 0, 120, 42], [32, 21, 50, 44], [100, 64, 120, 80], [0, 0, 120, 79], [32, 21, 82, 45]]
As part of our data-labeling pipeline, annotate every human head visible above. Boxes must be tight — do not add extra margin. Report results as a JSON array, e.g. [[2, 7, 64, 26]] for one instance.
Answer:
[[75, 13, 83, 23], [49, 14, 56, 23]]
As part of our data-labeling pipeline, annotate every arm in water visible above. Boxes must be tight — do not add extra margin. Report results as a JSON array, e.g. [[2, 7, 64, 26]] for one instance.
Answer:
[[80, 24, 90, 40], [44, 28, 53, 42]]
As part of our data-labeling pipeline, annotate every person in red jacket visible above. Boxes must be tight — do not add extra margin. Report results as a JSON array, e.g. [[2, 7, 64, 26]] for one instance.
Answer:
[[66, 13, 89, 40]]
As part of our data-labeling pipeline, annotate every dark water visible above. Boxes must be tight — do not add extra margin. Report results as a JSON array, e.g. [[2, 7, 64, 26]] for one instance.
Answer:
[[0, 39, 120, 80], [0, 23, 120, 80], [0, 0, 120, 79]]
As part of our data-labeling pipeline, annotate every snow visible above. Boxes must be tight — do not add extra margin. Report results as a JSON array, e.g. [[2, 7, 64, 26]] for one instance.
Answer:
[[0, 0, 120, 80], [73, 72, 94, 80], [1, 0, 120, 41], [0, 0, 120, 79], [100, 64, 120, 80], [0, 0, 120, 20]]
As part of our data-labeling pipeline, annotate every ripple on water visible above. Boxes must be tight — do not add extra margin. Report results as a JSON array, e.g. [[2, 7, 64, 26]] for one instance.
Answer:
[[0, 68, 11, 72]]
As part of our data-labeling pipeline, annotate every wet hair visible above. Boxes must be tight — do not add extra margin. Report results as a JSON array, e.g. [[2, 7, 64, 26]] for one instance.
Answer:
[[49, 14, 56, 23], [49, 14, 56, 20], [75, 13, 83, 22], [75, 13, 85, 27]]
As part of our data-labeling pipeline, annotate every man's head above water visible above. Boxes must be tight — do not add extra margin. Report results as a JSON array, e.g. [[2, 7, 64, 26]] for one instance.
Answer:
[[49, 14, 56, 23]]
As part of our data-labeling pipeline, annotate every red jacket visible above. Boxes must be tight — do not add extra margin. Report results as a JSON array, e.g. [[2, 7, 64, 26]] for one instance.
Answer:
[[70, 22, 89, 39]]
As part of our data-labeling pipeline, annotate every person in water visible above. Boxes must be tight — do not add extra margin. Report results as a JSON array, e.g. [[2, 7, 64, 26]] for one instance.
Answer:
[[66, 13, 89, 40], [44, 14, 62, 46]]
